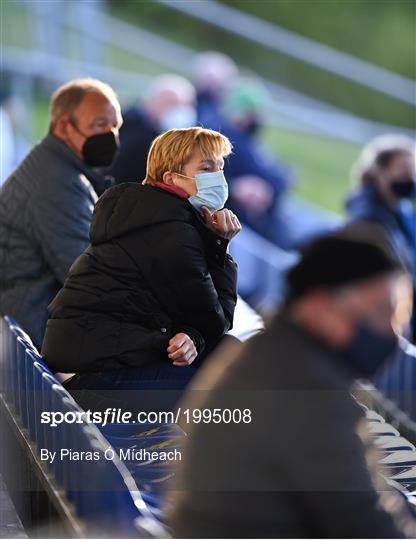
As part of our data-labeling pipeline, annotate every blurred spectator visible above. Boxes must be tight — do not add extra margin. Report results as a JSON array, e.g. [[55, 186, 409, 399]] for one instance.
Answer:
[[220, 78, 293, 245], [193, 51, 239, 131], [346, 135, 416, 340], [0, 78, 122, 348], [0, 90, 30, 184], [42, 127, 240, 411], [107, 74, 196, 184], [169, 230, 415, 538]]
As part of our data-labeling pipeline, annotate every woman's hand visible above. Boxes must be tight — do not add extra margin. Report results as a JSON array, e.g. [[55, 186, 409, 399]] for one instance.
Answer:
[[201, 206, 242, 240], [167, 332, 197, 366]]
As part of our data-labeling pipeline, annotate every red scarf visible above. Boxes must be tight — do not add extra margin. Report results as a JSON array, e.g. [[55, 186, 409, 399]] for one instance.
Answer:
[[153, 181, 189, 199]]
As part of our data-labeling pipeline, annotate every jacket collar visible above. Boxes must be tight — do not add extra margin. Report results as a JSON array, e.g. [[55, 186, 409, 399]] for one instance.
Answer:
[[42, 131, 109, 187], [346, 184, 398, 218], [153, 181, 189, 199]]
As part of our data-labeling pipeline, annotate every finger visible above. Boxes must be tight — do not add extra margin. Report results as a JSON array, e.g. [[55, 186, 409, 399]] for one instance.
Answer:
[[216, 210, 233, 237], [172, 353, 192, 365], [172, 345, 196, 364], [174, 353, 197, 366], [227, 210, 240, 228], [201, 206, 213, 223], [173, 353, 194, 367], [167, 342, 181, 353], [231, 214, 241, 231], [168, 344, 192, 360], [224, 210, 235, 231], [214, 210, 226, 230], [168, 335, 186, 351], [168, 349, 186, 361]]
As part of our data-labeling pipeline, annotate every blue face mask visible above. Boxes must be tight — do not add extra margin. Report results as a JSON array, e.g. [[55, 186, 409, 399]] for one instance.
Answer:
[[338, 322, 398, 379], [177, 170, 229, 212]]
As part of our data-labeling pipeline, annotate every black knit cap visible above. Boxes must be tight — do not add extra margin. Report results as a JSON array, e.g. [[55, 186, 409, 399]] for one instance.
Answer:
[[286, 226, 401, 302]]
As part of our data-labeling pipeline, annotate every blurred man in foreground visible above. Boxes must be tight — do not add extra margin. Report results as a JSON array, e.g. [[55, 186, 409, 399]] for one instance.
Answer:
[[0, 78, 122, 347], [169, 230, 415, 538], [107, 74, 196, 184], [346, 134, 416, 340]]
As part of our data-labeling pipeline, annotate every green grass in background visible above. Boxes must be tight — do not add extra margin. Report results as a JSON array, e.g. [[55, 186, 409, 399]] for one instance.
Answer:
[[4, 0, 414, 128], [108, 0, 416, 129], [223, 0, 415, 79], [263, 127, 360, 214]]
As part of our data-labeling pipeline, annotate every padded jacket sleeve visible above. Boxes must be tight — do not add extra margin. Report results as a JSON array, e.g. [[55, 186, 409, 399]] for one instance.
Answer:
[[140, 221, 238, 354], [31, 176, 95, 283]]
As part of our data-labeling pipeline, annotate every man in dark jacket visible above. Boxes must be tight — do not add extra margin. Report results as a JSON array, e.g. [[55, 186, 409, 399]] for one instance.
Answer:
[[169, 231, 416, 538], [0, 78, 122, 348], [346, 134, 415, 340], [106, 74, 196, 184]]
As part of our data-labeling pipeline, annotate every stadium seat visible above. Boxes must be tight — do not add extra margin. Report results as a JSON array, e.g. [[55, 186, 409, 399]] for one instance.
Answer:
[[380, 451, 416, 467], [365, 410, 385, 423], [390, 467, 416, 484], [368, 422, 400, 436], [374, 436, 415, 452], [0, 315, 172, 536]]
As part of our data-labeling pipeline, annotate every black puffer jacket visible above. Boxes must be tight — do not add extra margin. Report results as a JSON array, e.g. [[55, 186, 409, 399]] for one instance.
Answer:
[[41, 182, 238, 372]]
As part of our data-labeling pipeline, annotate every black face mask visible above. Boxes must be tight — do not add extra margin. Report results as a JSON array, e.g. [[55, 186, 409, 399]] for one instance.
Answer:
[[338, 321, 398, 379], [390, 178, 416, 199], [243, 118, 262, 136], [82, 131, 120, 168]]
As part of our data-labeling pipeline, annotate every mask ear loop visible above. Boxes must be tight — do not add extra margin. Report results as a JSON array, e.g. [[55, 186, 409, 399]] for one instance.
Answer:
[[173, 172, 195, 181], [68, 117, 88, 139]]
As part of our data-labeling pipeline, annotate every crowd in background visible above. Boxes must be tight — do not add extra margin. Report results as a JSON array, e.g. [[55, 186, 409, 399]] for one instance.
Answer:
[[1, 51, 415, 346], [0, 49, 416, 538]]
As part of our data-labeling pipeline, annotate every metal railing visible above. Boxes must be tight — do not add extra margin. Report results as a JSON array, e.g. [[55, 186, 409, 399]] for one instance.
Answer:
[[5, 1, 413, 144], [157, 0, 415, 105]]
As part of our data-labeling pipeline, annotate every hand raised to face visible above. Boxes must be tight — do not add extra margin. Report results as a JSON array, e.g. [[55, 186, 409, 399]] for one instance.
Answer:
[[201, 206, 242, 240]]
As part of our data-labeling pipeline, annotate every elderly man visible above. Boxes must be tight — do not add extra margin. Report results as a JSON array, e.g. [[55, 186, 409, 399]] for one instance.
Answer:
[[0, 78, 122, 348], [107, 74, 196, 184], [169, 230, 415, 538]]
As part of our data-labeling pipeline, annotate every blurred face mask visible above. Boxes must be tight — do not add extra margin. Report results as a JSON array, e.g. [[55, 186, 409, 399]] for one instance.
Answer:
[[82, 131, 120, 167], [159, 105, 197, 132], [338, 321, 398, 378], [175, 170, 229, 212], [241, 116, 263, 136], [70, 120, 120, 167], [390, 177, 416, 199]]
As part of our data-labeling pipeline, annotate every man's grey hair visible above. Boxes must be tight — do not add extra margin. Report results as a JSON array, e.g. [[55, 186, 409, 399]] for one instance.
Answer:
[[49, 78, 121, 128]]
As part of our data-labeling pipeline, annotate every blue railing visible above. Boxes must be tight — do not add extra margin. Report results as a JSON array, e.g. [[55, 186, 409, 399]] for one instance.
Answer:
[[0, 315, 170, 538]]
